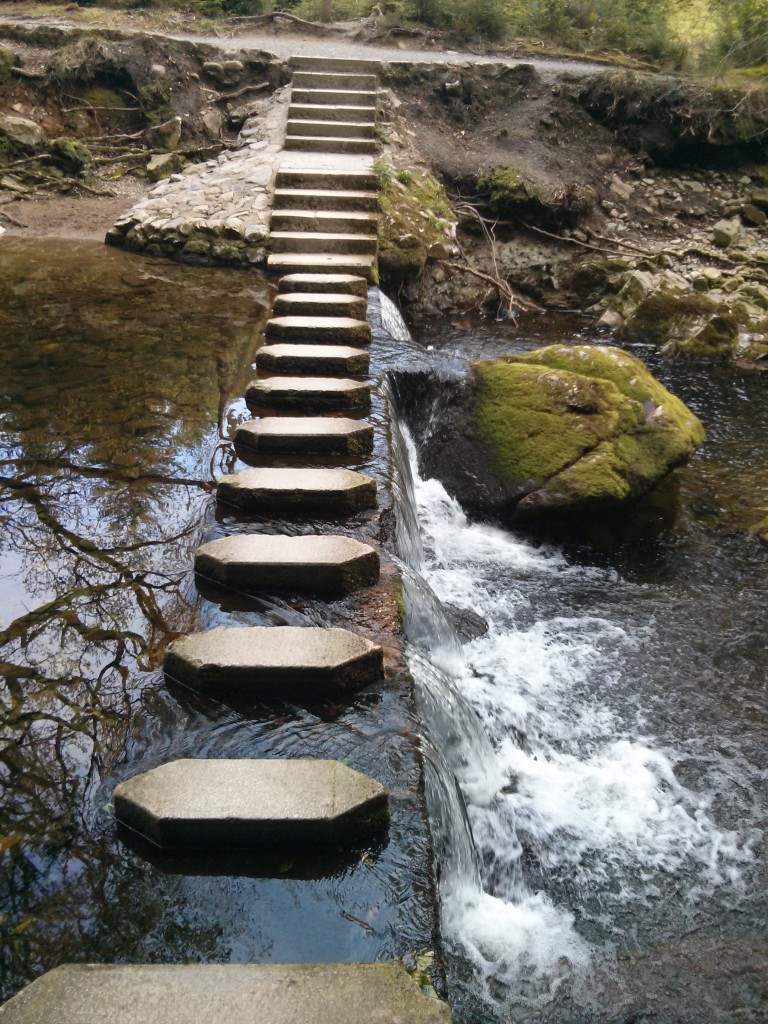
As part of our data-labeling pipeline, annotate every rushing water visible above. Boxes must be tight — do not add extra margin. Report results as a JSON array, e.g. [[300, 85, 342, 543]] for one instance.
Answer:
[[0, 240, 436, 1000], [394, 318, 768, 1023]]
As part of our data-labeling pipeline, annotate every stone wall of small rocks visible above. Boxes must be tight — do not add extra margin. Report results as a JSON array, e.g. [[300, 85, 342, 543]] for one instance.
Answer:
[[106, 88, 289, 267]]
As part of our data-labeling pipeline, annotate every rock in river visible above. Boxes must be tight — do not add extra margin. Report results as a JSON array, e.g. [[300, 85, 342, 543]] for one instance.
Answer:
[[417, 344, 705, 520]]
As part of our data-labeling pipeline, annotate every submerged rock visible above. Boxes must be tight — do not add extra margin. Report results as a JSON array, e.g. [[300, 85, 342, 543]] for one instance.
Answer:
[[418, 344, 705, 520]]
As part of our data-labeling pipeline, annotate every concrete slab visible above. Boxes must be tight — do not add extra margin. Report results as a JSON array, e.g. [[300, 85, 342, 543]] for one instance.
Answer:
[[245, 376, 371, 411], [287, 119, 375, 139], [195, 534, 380, 594], [267, 254, 376, 281], [291, 88, 378, 107], [217, 467, 377, 515], [164, 626, 384, 697], [274, 187, 379, 212], [293, 71, 379, 90], [284, 136, 378, 155], [273, 291, 368, 319], [234, 416, 373, 456], [275, 166, 377, 191], [0, 963, 451, 1024], [266, 316, 372, 344], [277, 272, 369, 295], [270, 231, 378, 255], [255, 344, 370, 375], [292, 54, 384, 73], [288, 103, 378, 124], [271, 212, 378, 238]]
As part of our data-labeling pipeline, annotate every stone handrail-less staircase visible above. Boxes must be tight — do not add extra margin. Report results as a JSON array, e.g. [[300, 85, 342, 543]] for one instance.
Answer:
[[1, 55, 451, 1024]]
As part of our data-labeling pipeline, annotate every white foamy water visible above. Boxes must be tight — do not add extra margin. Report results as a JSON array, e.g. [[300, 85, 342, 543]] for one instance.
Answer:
[[400, 430, 753, 1012]]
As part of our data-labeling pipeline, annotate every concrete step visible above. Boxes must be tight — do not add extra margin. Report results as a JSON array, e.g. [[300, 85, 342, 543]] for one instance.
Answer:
[[217, 466, 376, 515], [292, 54, 383, 73], [235, 416, 373, 456], [256, 343, 370, 375], [291, 88, 377, 107], [275, 167, 378, 191], [1, 963, 452, 1024], [270, 231, 377, 256], [245, 376, 371, 412], [115, 757, 388, 847], [289, 102, 377, 123], [271, 210, 378, 236], [273, 291, 368, 319], [287, 118, 375, 139], [164, 625, 384, 697], [195, 534, 380, 595], [277, 272, 369, 296], [268, 253, 376, 281], [293, 70, 379, 91], [266, 315, 372, 345], [274, 187, 379, 212], [284, 136, 378, 155]]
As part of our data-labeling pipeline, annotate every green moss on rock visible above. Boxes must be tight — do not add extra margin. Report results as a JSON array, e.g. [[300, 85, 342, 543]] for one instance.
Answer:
[[377, 167, 456, 288], [474, 344, 705, 514], [49, 137, 93, 172], [0, 45, 16, 85], [749, 515, 768, 542], [665, 314, 739, 360]]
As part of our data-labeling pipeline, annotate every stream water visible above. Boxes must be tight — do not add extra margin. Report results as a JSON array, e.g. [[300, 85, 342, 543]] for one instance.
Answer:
[[395, 319, 768, 1022]]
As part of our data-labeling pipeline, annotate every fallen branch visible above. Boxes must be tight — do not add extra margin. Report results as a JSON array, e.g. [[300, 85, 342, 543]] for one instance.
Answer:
[[216, 81, 270, 103], [11, 66, 45, 80], [439, 259, 540, 314]]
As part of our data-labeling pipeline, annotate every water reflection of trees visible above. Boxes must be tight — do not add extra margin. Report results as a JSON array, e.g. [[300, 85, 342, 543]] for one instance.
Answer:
[[0, 240, 268, 996]]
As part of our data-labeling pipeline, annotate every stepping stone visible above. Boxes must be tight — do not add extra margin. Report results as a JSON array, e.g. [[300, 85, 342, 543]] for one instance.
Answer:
[[275, 167, 378, 191], [288, 103, 377, 123], [266, 316, 371, 344], [245, 376, 371, 411], [274, 186, 379, 212], [195, 534, 380, 594], [1, 963, 451, 1024], [270, 231, 378, 255], [115, 758, 389, 848], [273, 291, 368, 319], [270, 210, 378, 236], [293, 71, 379, 91], [268, 253, 376, 281], [291, 89, 378, 107], [292, 54, 383, 72], [217, 467, 376, 515], [287, 119, 375, 139], [284, 136, 378, 155], [255, 344, 370, 375], [234, 416, 373, 456], [277, 272, 369, 296], [164, 626, 384, 697]]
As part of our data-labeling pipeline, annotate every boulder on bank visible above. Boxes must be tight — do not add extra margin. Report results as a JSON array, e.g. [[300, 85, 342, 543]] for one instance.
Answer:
[[418, 344, 705, 519]]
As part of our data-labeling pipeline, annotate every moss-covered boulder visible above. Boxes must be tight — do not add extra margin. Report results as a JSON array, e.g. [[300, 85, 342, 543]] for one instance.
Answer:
[[749, 515, 768, 543], [664, 314, 740, 360], [417, 344, 705, 520], [0, 45, 17, 84], [49, 137, 93, 173]]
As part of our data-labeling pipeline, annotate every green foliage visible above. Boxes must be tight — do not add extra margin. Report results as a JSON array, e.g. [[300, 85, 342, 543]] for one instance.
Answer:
[[707, 0, 768, 66]]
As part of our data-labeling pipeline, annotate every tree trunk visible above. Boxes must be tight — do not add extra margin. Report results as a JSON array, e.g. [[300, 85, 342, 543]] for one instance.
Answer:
[[320, 0, 332, 22]]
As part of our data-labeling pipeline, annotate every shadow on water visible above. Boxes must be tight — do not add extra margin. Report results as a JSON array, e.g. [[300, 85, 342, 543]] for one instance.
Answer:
[[0, 240, 435, 1000]]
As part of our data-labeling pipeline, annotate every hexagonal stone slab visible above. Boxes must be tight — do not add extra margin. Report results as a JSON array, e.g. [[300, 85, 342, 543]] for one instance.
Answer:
[[273, 292, 367, 320], [265, 316, 371, 345], [255, 344, 370, 376], [113, 759, 389, 849], [217, 467, 376, 515], [0, 963, 452, 1024], [195, 535, 380, 595], [245, 376, 371, 412], [277, 272, 368, 296], [164, 625, 383, 697], [234, 417, 373, 456]]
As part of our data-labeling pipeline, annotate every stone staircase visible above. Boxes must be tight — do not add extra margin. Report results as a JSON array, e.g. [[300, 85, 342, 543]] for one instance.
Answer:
[[0, 54, 451, 1024]]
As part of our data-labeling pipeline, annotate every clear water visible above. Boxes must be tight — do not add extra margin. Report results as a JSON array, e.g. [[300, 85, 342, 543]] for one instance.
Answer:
[[397, 315, 768, 1023]]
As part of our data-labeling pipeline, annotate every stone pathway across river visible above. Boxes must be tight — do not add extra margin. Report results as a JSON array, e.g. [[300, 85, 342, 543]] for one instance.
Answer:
[[1, 54, 451, 1024]]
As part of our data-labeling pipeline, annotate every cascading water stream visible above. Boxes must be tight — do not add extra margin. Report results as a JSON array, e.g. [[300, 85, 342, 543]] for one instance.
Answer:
[[388, 378, 757, 1021]]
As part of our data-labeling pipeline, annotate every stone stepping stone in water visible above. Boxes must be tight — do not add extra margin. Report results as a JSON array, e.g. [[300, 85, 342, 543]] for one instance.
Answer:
[[234, 416, 373, 456], [164, 626, 384, 697], [195, 534, 380, 595], [245, 376, 371, 412], [1, 963, 451, 1024], [113, 758, 389, 849], [217, 467, 376, 515], [266, 316, 371, 345], [272, 291, 368, 319], [267, 253, 376, 281], [255, 344, 370, 376], [277, 272, 369, 296], [270, 231, 378, 256]]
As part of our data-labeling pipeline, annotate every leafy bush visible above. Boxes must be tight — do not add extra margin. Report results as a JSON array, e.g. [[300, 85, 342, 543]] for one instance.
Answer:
[[708, 0, 768, 66]]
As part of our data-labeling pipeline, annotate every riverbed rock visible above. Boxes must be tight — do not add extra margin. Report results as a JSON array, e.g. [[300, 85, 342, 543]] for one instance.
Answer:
[[147, 152, 186, 181], [749, 515, 768, 542], [0, 114, 46, 151], [712, 218, 742, 248], [416, 344, 705, 520], [664, 313, 740, 360]]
